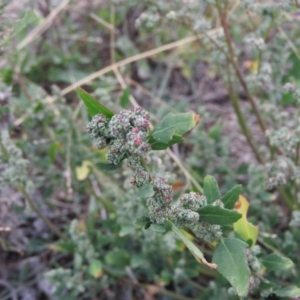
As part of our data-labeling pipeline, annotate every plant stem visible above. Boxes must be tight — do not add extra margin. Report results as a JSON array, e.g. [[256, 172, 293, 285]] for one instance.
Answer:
[[216, 3, 267, 134], [141, 157, 153, 180], [277, 186, 296, 211], [225, 66, 264, 164], [19, 185, 66, 240]]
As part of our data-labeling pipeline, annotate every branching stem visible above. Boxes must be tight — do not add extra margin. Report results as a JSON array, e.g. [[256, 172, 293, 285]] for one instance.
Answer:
[[216, 2, 267, 134], [225, 66, 264, 164]]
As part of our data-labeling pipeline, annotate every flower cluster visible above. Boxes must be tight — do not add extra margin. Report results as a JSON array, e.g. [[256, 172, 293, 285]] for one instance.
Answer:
[[86, 114, 110, 149], [69, 219, 96, 262], [180, 192, 206, 210], [0, 83, 12, 127], [148, 185, 222, 242], [265, 156, 300, 189], [45, 268, 86, 295], [0, 130, 33, 193], [86, 107, 222, 242], [86, 107, 151, 165], [289, 210, 300, 227], [266, 127, 300, 156], [247, 245, 261, 272], [130, 170, 150, 188], [147, 177, 174, 224]]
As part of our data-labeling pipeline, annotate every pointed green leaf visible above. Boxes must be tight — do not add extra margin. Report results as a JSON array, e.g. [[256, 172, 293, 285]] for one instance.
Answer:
[[150, 224, 166, 233], [148, 134, 184, 150], [198, 205, 241, 226], [48, 240, 76, 253], [258, 280, 276, 290], [137, 183, 155, 198], [119, 225, 134, 237], [262, 253, 294, 271], [208, 120, 222, 141], [133, 216, 152, 229], [204, 176, 221, 204], [212, 238, 251, 297], [170, 221, 217, 269], [104, 249, 130, 267], [88, 259, 103, 278], [222, 185, 242, 209], [150, 112, 199, 144], [130, 254, 146, 268], [274, 286, 300, 297], [77, 88, 114, 118], [120, 87, 130, 108]]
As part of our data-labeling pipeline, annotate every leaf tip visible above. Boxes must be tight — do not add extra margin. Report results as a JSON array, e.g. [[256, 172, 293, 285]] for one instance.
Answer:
[[200, 259, 218, 269], [194, 113, 200, 125]]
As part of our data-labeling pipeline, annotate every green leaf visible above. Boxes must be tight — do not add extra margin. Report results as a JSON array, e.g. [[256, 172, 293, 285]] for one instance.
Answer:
[[77, 88, 114, 118], [88, 259, 103, 278], [104, 249, 130, 267], [133, 216, 152, 229], [148, 134, 184, 150], [222, 185, 242, 209], [130, 254, 146, 268], [212, 238, 251, 297], [149, 112, 199, 144], [119, 225, 134, 237], [170, 221, 217, 269], [97, 197, 115, 212], [48, 141, 61, 162], [137, 183, 155, 198], [203, 175, 221, 204], [48, 240, 76, 253], [262, 253, 294, 271], [120, 87, 130, 108], [259, 280, 276, 290], [208, 120, 222, 141], [198, 205, 241, 226], [274, 286, 300, 297], [233, 195, 258, 246], [150, 224, 166, 233]]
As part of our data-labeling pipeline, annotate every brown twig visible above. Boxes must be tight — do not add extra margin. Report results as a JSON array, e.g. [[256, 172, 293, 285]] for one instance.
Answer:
[[217, 3, 267, 134]]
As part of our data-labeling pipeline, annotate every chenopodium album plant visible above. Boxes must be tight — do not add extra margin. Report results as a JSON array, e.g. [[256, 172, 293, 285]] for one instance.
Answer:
[[78, 88, 297, 298]]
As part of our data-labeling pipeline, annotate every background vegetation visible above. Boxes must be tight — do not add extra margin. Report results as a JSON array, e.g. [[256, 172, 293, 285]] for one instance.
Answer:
[[1, 0, 300, 299]]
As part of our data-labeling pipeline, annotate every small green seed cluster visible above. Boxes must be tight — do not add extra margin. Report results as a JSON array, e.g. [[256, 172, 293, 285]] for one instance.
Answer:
[[265, 156, 300, 189], [245, 246, 269, 297], [69, 219, 96, 262], [130, 170, 150, 188], [180, 192, 206, 210], [289, 210, 300, 227], [86, 107, 151, 165], [45, 268, 85, 295], [147, 177, 174, 224], [148, 186, 222, 242], [191, 222, 222, 242], [0, 131, 33, 192], [247, 245, 261, 272], [266, 127, 300, 156]]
